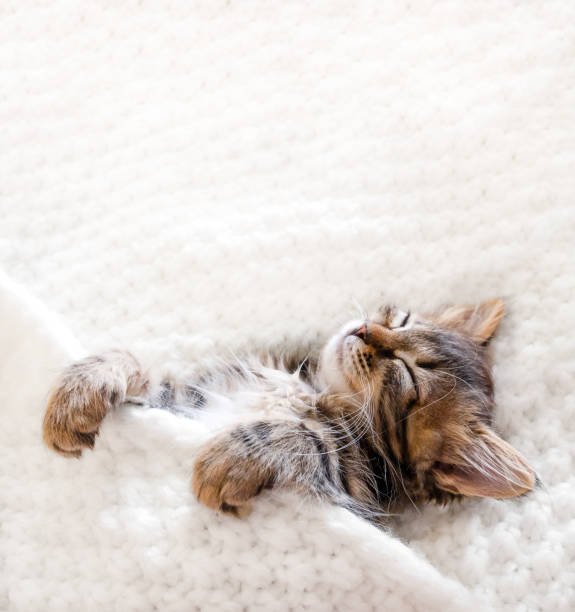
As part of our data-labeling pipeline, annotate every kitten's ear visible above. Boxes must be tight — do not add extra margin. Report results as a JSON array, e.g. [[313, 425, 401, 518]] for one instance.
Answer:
[[435, 298, 504, 344], [433, 427, 535, 499]]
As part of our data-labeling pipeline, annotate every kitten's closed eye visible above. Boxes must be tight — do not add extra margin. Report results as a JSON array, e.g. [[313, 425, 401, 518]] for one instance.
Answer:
[[415, 361, 439, 369], [397, 311, 410, 328]]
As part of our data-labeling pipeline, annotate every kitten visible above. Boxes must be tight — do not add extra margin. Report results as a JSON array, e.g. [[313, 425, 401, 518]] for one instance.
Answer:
[[42, 298, 535, 520]]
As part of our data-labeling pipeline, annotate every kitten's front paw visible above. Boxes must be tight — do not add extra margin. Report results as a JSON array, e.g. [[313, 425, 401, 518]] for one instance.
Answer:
[[192, 443, 271, 518], [43, 372, 120, 457]]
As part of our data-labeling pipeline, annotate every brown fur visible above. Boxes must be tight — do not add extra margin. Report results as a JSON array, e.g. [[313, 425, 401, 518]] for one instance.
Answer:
[[42, 299, 535, 521], [43, 351, 147, 457]]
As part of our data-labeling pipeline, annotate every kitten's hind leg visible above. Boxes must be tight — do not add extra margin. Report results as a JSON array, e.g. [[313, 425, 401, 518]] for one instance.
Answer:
[[192, 419, 342, 517], [43, 350, 148, 457]]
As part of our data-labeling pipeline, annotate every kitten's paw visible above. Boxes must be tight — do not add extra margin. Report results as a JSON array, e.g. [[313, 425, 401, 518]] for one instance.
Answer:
[[43, 367, 121, 457], [192, 445, 271, 518]]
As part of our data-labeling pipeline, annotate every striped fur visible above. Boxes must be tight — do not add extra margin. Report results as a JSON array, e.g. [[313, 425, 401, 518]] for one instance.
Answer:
[[43, 299, 535, 521]]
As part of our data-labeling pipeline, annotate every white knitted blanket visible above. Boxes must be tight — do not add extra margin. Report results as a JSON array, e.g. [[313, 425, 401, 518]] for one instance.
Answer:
[[1, 2, 574, 610]]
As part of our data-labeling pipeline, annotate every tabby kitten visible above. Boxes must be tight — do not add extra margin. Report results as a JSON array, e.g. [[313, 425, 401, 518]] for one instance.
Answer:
[[43, 299, 535, 520]]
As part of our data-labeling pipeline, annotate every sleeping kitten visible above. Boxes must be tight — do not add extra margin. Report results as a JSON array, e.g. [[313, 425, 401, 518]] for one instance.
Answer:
[[42, 298, 535, 520]]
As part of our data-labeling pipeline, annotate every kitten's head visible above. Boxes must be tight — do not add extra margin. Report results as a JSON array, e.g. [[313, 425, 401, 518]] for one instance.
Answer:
[[319, 298, 536, 503]]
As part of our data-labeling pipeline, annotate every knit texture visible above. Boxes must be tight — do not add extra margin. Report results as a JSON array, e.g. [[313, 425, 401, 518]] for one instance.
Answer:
[[1, 1, 574, 610]]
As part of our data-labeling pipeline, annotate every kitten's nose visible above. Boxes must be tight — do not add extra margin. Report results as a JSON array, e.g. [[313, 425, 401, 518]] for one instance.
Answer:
[[353, 322, 401, 350], [351, 324, 368, 341]]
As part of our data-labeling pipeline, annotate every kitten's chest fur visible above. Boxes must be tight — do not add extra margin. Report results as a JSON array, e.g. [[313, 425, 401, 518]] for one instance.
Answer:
[[147, 355, 322, 433]]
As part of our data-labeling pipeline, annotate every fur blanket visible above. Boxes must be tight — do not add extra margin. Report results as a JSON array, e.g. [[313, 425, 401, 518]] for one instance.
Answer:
[[1, 2, 574, 610]]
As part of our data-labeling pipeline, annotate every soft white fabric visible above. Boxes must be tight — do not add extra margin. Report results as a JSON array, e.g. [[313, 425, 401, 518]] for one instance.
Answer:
[[1, 1, 574, 610]]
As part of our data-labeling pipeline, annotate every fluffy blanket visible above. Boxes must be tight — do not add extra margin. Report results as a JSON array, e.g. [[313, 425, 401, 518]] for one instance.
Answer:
[[1, 2, 574, 610]]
